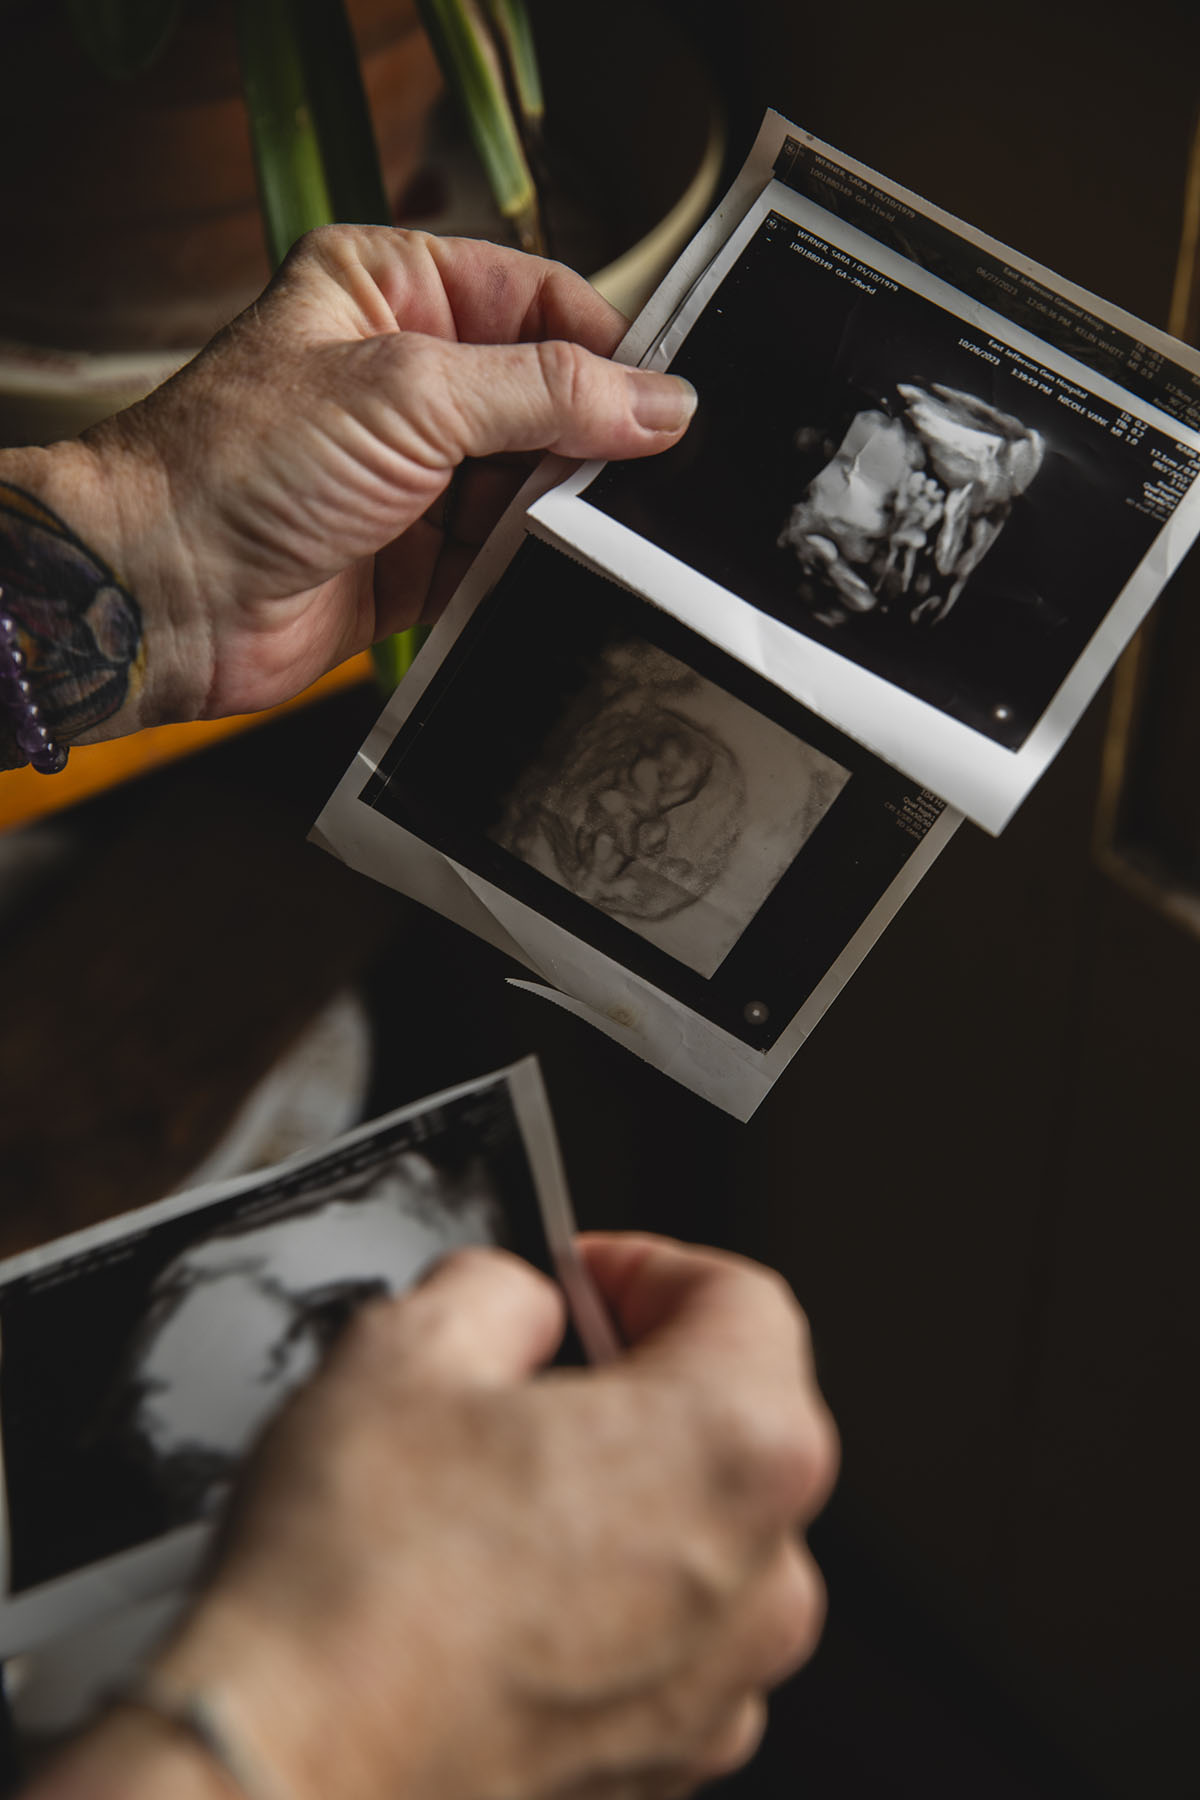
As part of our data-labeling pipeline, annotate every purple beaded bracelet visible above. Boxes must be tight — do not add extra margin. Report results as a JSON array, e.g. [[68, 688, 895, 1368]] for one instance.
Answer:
[[0, 600, 68, 774]]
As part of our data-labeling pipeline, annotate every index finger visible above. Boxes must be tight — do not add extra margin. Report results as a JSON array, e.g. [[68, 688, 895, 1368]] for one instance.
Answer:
[[428, 233, 631, 353], [294, 225, 632, 356], [420, 232, 630, 353]]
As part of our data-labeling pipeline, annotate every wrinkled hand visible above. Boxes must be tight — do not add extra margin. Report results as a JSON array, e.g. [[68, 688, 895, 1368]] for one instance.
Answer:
[[85, 227, 696, 725], [151, 1236, 838, 1800]]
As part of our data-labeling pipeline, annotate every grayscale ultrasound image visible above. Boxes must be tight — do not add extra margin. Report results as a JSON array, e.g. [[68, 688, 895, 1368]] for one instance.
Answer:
[[0, 1080, 555, 1597], [489, 638, 849, 978], [777, 384, 1044, 628]]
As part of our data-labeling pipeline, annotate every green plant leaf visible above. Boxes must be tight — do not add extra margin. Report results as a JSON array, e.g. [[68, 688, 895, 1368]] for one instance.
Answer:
[[415, 0, 542, 251], [235, 0, 332, 265], [370, 623, 429, 689], [233, 0, 392, 264], [483, 0, 543, 140], [234, 0, 417, 686], [294, 0, 391, 228], [67, 0, 182, 79]]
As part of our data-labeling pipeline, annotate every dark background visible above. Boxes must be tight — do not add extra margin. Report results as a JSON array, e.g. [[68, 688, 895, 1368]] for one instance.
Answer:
[[587, 210, 1179, 747], [2, 2, 1199, 1796]]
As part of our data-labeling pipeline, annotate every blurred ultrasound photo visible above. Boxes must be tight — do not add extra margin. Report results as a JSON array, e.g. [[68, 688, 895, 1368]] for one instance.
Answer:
[[0, 1082, 550, 1594], [488, 637, 850, 978], [115, 1156, 499, 1521]]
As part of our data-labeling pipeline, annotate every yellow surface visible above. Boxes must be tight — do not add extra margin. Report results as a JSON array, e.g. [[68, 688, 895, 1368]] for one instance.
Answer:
[[0, 652, 374, 834]]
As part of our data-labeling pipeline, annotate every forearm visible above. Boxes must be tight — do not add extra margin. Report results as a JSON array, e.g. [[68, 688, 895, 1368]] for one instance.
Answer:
[[0, 434, 186, 766]]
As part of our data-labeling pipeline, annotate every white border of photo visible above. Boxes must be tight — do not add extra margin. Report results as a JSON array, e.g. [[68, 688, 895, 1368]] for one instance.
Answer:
[[529, 127, 1200, 834]]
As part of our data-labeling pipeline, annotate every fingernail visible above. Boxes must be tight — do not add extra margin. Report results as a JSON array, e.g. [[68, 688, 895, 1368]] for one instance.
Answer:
[[627, 371, 698, 433]]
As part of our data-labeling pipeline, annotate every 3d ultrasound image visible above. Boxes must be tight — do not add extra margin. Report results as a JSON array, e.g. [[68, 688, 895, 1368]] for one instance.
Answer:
[[582, 208, 1183, 749], [777, 384, 1044, 629]]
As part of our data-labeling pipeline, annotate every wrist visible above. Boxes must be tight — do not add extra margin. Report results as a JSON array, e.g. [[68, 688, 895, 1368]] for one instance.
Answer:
[[147, 1586, 430, 1800], [0, 433, 205, 750]]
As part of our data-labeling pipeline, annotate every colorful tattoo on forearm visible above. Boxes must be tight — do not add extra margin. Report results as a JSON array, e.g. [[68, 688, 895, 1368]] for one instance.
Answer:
[[0, 483, 142, 770]]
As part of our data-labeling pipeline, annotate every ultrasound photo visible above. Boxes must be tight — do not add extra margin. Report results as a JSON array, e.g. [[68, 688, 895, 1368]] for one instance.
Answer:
[[0, 1066, 570, 1621], [354, 538, 953, 1057], [489, 637, 850, 978], [580, 206, 1196, 750]]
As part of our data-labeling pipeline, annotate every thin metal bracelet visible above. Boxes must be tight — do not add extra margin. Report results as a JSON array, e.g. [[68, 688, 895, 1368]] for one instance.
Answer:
[[110, 1672, 297, 1800], [0, 594, 68, 774]]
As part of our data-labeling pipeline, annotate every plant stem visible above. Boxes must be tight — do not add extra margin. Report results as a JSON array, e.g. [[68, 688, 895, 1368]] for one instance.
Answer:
[[233, 0, 337, 268], [414, 0, 543, 253], [484, 0, 544, 144], [233, 0, 420, 686]]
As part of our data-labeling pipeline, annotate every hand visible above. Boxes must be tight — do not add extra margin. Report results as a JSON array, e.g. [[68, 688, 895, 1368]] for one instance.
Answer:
[[142, 1236, 838, 1800], [75, 228, 696, 732]]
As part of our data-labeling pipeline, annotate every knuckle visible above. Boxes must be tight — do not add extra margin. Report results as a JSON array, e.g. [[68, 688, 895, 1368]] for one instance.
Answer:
[[690, 1274, 838, 1528], [755, 1258, 800, 1311], [757, 1262, 813, 1356], [435, 1242, 555, 1298], [293, 220, 415, 267], [764, 1541, 828, 1680], [533, 336, 591, 413], [368, 334, 462, 454], [806, 1401, 841, 1516], [693, 1693, 768, 1781], [705, 1386, 835, 1526], [724, 1256, 817, 1372], [283, 220, 362, 274], [431, 1242, 499, 1278], [332, 1289, 409, 1368], [298, 220, 350, 253], [407, 1244, 563, 1352], [383, 329, 445, 388]]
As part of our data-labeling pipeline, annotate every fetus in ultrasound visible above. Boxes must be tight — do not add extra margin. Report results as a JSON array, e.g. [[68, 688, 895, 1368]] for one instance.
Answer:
[[778, 383, 1045, 627], [492, 644, 745, 924]]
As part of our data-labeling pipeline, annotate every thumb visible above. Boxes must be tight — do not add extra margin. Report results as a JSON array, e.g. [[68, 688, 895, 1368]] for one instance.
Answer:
[[335, 1245, 567, 1390], [379, 333, 698, 464]]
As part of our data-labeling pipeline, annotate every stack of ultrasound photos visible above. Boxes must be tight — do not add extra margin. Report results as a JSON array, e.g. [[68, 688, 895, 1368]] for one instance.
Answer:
[[315, 110, 1200, 1119]]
